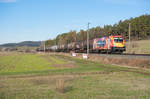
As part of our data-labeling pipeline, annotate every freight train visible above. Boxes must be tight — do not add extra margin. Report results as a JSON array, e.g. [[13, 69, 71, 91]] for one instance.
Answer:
[[37, 35, 126, 54]]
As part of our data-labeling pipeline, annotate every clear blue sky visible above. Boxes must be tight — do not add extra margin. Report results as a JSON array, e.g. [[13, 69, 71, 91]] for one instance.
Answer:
[[0, 0, 150, 44]]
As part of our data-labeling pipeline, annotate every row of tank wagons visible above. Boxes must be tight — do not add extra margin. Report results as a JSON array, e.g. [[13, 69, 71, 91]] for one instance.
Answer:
[[49, 40, 96, 52], [37, 35, 126, 53]]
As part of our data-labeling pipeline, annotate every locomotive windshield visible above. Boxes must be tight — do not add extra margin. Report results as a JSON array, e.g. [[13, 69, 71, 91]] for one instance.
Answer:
[[114, 38, 123, 43]]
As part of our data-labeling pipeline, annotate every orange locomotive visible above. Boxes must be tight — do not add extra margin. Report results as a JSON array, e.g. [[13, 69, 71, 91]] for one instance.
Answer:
[[92, 35, 126, 53]]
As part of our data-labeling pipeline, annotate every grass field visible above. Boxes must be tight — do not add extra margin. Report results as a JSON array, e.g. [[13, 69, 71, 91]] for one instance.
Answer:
[[125, 39, 150, 54], [0, 52, 150, 99]]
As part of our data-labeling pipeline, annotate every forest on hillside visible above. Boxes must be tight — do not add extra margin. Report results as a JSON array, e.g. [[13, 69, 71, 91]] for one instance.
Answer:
[[45, 14, 150, 47]]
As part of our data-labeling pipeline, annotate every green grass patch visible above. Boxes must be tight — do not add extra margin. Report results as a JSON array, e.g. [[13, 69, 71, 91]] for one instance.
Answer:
[[0, 72, 150, 99], [48, 56, 66, 64], [0, 54, 56, 74], [0, 53, 150, 77]]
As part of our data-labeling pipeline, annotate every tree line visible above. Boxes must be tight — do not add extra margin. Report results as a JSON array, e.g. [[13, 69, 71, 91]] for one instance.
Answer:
[[45, 14, 150, 47]]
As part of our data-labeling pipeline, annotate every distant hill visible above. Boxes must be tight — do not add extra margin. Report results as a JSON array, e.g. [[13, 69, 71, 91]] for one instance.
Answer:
[[0, 41, 42, 47]]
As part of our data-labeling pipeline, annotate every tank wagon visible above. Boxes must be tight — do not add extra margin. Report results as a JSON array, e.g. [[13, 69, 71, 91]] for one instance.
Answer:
[[43, 35, 126, 54]]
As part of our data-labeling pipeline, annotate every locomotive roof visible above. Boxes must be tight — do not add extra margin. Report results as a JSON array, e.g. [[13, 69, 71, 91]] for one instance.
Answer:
[[109, 35, 123, 38]]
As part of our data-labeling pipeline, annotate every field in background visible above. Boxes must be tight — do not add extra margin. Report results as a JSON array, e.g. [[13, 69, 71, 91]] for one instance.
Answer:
[[0, 52, 150, 99], [125, 39, 150, 54], [0, 53, 55, 75]]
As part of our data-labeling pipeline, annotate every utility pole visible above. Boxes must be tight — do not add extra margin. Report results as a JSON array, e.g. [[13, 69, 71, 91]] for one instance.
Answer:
[[44, 41, 46, 52], [128, 23, 131, 48], [87, 22, 90, 55]]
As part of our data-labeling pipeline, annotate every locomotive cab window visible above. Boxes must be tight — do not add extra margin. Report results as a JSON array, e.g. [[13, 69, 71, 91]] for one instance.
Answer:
[[114, 38, 123, 43]]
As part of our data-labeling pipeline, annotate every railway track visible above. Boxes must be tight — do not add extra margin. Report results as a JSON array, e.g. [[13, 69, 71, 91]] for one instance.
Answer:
[[123, 53, 150, 56], [44, 51, 150, 59], [90, 53, 150, 59]]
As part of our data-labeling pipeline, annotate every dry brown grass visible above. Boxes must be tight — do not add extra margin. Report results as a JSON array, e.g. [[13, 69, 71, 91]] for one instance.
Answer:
[[40, 52, 150, 70], [0, 52, 17, 56], [73, 53, 150, 69], [98, 57, 150, 69], [125, 40, 150, 54]]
